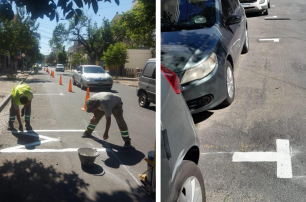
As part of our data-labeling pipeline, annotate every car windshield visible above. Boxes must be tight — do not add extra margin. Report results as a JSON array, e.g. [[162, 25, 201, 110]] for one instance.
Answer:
[[57, 65, 64, 67], [161, 0, 216, 32], [84, 66, 105, 73]]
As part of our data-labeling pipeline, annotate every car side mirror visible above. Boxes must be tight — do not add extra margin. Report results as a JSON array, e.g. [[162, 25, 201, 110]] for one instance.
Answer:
[[227, 15, 241, 25]]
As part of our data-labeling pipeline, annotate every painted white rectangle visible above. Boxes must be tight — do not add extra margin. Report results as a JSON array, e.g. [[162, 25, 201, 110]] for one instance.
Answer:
[[265, 16, 278, 19], [259, 38, 280, 43], [0, 148, 106, 153], [34, 94, 63, 95], [20, 130, 85, 132], [233, 152, 277, 162]]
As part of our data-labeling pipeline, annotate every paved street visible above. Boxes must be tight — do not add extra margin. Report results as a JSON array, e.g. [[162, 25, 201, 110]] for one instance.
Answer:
[[0, 67, 155, 202], [193, 0, 306, 201]]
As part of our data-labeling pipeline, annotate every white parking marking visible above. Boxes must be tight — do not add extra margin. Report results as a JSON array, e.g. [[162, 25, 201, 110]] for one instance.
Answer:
[[0, 148, 106, 153], [34, 94, 64, 95], [265, 16, 278, 19], [23, 130, 84, 132], [259, 38, 280, 42], [233, 139, 292, 178], [271, 5, 275, 7]]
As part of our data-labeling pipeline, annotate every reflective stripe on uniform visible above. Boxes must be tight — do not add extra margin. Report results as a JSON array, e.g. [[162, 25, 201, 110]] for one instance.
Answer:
[[9, 117, 15, 121], [121, 131, 129, 137], [87, 124, 96, 130], [25, 115, 30, 120]]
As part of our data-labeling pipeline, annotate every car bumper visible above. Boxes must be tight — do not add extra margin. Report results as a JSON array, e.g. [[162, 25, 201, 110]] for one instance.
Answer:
[[241, 2, 268, 12], [180, 63, 227, 114], [83, 80, 113, 88], [55, 68, 64, 71]]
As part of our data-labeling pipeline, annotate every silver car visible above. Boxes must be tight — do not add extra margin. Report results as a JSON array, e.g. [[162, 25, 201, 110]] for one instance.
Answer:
[[55, 64, 65, 72], [72, 65, 113, 90], [161, 64, 206, 202]]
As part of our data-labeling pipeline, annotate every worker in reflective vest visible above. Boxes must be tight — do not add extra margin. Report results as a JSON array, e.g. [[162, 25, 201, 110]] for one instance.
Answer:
[[8, 84, 33, 131], [83, 92, 131, 149]]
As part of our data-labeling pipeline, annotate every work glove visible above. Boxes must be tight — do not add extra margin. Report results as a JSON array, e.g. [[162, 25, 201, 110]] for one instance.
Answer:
[[21, 108, 25, 117], [19, 125, 24, 132]]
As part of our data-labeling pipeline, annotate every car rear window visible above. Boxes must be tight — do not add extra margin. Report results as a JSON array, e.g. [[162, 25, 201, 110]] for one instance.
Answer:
[[57, 65, 64, 67], [84, 66, 105, 73], [142, 62, 156, 78]]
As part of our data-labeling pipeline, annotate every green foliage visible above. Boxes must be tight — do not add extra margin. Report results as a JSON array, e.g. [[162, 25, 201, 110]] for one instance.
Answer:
[[46, 52, 57, 65], [71, 52, 87, 67], [102, 42, 128, 78], [49, 23, 67, 49], [57, 47, 68, 64], [120, 0, 155, 48], [0, 0, 120, 25]]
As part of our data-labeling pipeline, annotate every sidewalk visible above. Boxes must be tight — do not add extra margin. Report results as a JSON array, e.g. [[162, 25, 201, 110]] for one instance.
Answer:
[[0, 70, 30, 112], [65, 69, 139, 87]]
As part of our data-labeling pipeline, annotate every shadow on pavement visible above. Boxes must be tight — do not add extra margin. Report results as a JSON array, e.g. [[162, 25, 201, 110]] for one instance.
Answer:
[[24, 79, 53, 84], [192, 111, 214, 124], [87, 88, 118, 93], [10, 130, 40, 150], [57, 73, 73, 77], [91, 138, 145, 169], [246, 12, 264, 18], [145, 105, 156, 112], [0, 158, 90, 202], [81, 164, 105, 176]]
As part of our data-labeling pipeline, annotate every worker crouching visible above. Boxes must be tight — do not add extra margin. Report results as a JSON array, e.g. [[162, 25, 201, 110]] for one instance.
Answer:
[[8, 84, 33, 131], [83, 92, 131, 149]]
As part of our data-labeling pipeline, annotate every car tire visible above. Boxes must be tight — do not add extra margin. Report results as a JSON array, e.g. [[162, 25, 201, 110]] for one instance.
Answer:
[[80, 80, 85, 90], [268, 1, 270, 8], [139, 92, 150, 108], [72, 76, 76, 85], [167, 160, 206, 202], [241, 28, 249, 54], [222, 61, 235, 106]]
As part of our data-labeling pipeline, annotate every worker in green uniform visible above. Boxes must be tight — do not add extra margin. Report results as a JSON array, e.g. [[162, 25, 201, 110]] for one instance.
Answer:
[[8, 84, 33, 131]]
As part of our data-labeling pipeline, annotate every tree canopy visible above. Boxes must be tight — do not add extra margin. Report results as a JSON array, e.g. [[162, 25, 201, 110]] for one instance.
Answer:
[[0, 0, 120, 25]]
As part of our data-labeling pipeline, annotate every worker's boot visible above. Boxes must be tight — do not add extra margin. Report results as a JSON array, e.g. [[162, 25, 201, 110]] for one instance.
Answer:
[[8, 121, 14, 130], [82, 129, 93, 138], [123, 141, 131, 149], [25, 121, 32, 131]]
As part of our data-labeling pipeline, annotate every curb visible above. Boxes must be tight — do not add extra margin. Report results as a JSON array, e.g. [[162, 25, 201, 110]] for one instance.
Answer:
[[0, 73, 30, 113]]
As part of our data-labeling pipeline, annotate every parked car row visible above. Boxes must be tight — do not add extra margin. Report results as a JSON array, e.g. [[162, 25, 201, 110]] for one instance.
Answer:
[[160, 0, 271, 201]]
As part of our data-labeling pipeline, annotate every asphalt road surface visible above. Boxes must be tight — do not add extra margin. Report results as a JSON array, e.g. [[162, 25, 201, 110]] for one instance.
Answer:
[[193, 0, 306, 201], [0, 67, 155, 202]]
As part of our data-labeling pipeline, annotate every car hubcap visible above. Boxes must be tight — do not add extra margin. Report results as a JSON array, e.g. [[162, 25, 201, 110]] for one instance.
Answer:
[[227, 67, 234, 98], [140, 94, 146, 104], [177, 176, 202, 202]]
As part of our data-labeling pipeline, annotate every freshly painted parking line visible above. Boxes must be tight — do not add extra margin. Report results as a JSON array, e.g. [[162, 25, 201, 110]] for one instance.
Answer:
[[259, 38, 280, 42], [34, 93, 64, 95], [233, 139, 292, 178], [0, 148, 106, 153]]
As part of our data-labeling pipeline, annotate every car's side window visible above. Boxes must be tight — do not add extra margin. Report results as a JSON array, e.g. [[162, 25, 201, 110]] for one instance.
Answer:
[[142, 62, 155, 78], [221, 0, 233, 18]]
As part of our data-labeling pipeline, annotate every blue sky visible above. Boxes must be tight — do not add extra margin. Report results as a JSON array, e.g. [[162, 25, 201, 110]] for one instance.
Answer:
[[30, 1, 134, 55]]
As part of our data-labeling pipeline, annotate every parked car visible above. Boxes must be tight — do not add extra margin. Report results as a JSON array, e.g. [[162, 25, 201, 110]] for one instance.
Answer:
[[37, 64, 42, 70], [44, 64, 48, 67], [72, 65, 113, 90], [161, 64, 205, 202], [137, 58, 156, 108], [55, 64, 65, 72], [240, 0, 270, 15], [161, 0, 248, 114]]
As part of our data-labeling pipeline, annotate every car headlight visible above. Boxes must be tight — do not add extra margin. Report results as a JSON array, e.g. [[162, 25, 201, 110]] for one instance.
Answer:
[[181, 52, 217, 85], [108, 77, 113, 81], [259, 0, 265, 4], [83, 76, 91, 81]]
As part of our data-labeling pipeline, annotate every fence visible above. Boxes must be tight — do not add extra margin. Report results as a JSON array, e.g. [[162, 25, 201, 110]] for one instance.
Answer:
[[122, 68, 143, 78]]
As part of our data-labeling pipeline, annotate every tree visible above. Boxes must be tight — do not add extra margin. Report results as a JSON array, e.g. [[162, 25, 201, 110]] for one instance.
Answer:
[[102, 42, 128, 79], [71, 52, 87, 68], [49, 23, 67, 49], [46, 52, 57, 65], [120, 0, 155, 48], [0, 0, 120, 25]]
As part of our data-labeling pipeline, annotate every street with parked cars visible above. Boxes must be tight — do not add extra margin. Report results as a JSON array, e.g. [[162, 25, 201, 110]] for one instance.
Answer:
[[161, 0, 306, 201]]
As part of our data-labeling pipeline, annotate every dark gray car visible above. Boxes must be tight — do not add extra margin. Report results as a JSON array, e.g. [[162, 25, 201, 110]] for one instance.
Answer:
[[161, 65, 205, 202], [137, 58, 156, 107], [161, 0, 249, 114]]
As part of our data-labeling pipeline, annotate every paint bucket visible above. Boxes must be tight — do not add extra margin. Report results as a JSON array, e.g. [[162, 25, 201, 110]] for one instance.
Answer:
[[78, 148, 100, 167], [147, 151, 155, 186]]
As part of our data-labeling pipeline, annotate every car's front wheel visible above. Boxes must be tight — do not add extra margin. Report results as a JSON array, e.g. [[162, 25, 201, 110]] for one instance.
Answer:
[[80, 80, 86, 90], [167, 160, 206, 202], [222, 61, 235, 106], [264, 8, 269, 15], [138, 92, 150, 108]]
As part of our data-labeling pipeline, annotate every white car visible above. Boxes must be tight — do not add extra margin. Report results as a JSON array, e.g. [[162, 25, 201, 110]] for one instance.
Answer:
[[240, 0, 270, 15], [55, 64, 65, 72]]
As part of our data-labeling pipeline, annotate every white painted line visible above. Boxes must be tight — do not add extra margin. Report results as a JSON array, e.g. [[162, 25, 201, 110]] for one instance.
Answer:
[[271, 5, 275, 7], [259, 38, 280, 42], [20, 130, 85, 132], [265, 16, 278, 19], [0, 148, 106, 153], [233, 139, 292, 178], [33, 94, 64, 95]]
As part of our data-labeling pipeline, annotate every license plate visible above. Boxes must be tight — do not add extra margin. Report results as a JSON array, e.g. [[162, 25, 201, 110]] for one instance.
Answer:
[[242, 3, 251, 6]]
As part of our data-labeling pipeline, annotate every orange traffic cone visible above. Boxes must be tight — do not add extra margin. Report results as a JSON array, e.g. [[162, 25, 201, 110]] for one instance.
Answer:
[[68, 78, 72, 92], [52, 71, 55, 78], [59, 75, 62, 85], [82, 87, 90, 111]]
